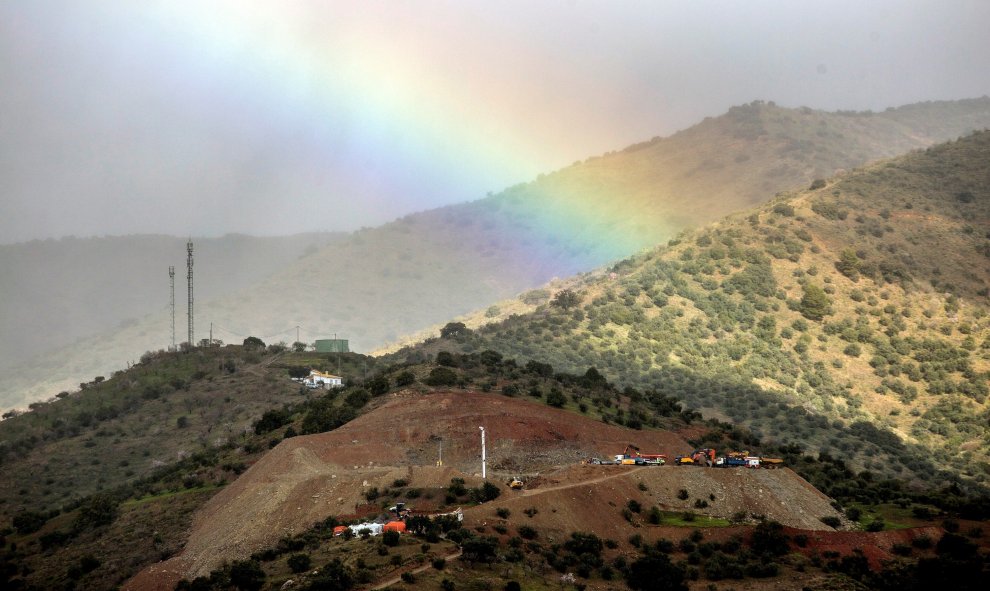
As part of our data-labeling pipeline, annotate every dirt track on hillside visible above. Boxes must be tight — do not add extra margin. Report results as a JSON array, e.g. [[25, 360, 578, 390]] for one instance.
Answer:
[[463, 463, 843, 544], [125, 389, 842, 590]]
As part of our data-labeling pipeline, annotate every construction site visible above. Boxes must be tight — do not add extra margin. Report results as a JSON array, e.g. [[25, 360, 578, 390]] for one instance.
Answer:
[[126, 388, 853, 590]]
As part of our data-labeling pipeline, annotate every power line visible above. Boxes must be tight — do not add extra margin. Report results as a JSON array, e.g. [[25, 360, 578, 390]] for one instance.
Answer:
[[210, 323, 316, 341]]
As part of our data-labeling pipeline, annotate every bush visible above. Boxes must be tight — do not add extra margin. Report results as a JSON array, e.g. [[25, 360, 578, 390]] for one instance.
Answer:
[[366, 375, 390, 396], [820, 516, 841, 528], [626, 552, 687, 591], [73, 494, 118, 532], [12, 510, 47, 535], [750, 521, 789, 556], [471, 482, 501, 503], [551, 289, 581, 309], [242, 336, 266, 349], [546, 388, 566, 408], [288, 553, 312, 573], [395, 371, 415, 387], [254, 409, 291, 435], [229, 559, 265, 591], [304, 558, 353, 591], [344, 388, 371, 408], [382, 530, 400, 547], [440, 322, 470, 339], [865, 518, 885, 532], [425, 367, 458, 386]]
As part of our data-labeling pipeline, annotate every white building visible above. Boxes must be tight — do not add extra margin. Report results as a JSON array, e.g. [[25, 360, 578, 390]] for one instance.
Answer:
[[304, 370, 344, 389]]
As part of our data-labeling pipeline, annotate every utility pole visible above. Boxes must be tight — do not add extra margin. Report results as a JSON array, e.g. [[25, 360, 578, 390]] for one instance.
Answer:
[[437, 439, 443, 467], [209, 322, 213, 347], [479, 426, 487, 479], [169, 266, 175, 350], [186, 240, 194, 347]]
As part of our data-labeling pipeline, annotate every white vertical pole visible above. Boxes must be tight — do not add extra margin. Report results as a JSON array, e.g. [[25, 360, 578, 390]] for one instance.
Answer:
[[479, 426, 486, 479]]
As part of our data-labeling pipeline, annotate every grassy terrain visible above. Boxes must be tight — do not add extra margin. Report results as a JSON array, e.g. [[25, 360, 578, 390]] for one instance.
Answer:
[[397, 130, 990, 493], [1, 344, 986, 589], [6, 98, 990, 411]]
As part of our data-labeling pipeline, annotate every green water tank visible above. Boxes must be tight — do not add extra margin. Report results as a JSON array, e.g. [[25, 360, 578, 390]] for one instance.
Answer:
[[315, 339, 349, 353]]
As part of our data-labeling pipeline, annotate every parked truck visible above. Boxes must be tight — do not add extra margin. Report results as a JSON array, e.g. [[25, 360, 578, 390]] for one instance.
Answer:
[[714, 451, 784, 469], [614, 445, 667, 466]]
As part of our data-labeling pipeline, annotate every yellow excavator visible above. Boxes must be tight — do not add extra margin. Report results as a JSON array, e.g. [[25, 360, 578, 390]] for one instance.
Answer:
[[508, 477, 524, 490]]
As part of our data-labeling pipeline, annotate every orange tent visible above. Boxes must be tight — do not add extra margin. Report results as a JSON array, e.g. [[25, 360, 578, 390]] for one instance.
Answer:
[[383, 521, 406, 533], [332, 525, 349, 536]]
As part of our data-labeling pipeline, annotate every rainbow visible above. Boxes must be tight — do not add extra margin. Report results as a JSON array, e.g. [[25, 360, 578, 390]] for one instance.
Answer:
[[4, 2, 674, 268], [77, 2, 563, 209]]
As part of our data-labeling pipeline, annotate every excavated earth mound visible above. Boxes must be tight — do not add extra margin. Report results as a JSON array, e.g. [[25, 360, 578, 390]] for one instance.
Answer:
[[126, 389, 842, 590], [463, 464, 844, 542]]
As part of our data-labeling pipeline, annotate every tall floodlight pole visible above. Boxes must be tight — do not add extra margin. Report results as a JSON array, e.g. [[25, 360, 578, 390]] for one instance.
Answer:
[[187, 240, 194, 347], [169, 266, 175, 350], [479, 426, 487, 479]]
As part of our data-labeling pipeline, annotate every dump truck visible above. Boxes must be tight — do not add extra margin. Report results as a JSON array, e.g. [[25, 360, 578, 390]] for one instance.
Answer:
[[715, 456, 748, 467]]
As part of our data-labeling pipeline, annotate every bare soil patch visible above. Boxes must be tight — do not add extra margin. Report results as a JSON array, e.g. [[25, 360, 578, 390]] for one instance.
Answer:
[[126, 390, 843, 589]]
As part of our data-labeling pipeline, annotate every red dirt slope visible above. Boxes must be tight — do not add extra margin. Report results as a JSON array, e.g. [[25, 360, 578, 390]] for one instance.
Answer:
[[126, 389, 692, 588]]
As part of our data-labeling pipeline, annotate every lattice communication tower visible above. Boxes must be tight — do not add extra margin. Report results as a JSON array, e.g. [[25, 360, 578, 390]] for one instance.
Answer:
[[187, 241, 194, 347]]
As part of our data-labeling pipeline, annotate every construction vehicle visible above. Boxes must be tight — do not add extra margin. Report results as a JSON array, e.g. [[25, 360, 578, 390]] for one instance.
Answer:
[[714, 452, 785, 469], [715, 451, 749, 467], [715, 456, 748, 467], [676, 448, 716, 467], [508, 477, 524, 490], [614, 445, 667, 466]]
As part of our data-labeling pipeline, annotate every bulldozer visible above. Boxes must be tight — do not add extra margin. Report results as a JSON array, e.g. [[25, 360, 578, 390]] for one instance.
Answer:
[[508, 477, 524, 490]]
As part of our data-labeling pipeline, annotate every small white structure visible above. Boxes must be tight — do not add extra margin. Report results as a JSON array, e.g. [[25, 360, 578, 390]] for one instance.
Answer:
[[349, 523, 383, 537], [304, 370, 343, 389]]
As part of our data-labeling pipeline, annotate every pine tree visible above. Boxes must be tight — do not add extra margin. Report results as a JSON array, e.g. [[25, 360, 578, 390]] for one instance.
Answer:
[[800, 283, 831, 321]]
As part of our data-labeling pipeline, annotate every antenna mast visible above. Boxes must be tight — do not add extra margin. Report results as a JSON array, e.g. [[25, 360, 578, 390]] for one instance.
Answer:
[[169, 266, 175, 350], [187, 240, 194, 347]]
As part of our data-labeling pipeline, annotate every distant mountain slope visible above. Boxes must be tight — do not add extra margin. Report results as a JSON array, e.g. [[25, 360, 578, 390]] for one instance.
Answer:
[[0, 233, 338, 368], [4, 98, 990, 410], [416, 130, 990, 489]]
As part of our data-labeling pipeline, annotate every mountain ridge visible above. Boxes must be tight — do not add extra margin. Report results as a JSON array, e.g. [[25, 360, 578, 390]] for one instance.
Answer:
[[405, 129, 990, 490], [4, 97, 990, 410]]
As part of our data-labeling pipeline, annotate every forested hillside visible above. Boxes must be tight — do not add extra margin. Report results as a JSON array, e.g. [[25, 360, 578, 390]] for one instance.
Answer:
[[406, 130, 990, 490], [4, 98, 990, 411]]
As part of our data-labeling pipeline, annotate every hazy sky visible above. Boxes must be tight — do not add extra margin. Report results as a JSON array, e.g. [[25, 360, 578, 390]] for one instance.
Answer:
[[2, 0, 989, 243]]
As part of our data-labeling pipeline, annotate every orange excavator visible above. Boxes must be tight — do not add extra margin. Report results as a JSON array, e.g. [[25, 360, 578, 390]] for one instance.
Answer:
[[675, 448, 716, 467]]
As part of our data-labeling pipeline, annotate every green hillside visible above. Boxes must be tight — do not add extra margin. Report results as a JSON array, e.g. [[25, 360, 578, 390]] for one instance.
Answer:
[[402, 130, 990, 490], [4, 98, 990, 412]]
